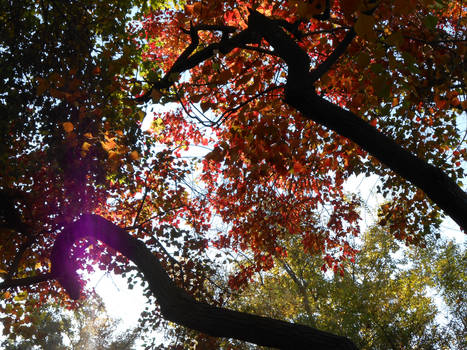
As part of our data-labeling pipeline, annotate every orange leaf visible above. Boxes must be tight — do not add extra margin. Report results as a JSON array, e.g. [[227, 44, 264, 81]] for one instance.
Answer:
[[100, 138, 117, 152], [81, 142, 91, 152], [130, 150, 140, 161], [293, 161, 305, 174], [185, 4, 194, 15], [62, 122, 74, 133]]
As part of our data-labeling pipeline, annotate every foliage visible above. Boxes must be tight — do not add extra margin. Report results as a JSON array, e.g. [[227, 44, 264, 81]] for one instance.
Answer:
[[226, 228, 464, 349], [410, 237, 467, 349], [137, 0, 466, 284], [0, 0, 144, 278], [1, 294, 139, 350], [0, 0, 466, 348], [0, 0, 188, 339]]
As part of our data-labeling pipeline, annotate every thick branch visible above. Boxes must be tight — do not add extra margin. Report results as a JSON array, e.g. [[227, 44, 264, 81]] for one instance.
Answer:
[[137, 27, 258, 103], [50, 214, 358, 350], [0, 273, 55, 290], [278, 258, 314, 318], [247, 10, 467, 230], [286, 91, 467, 229]]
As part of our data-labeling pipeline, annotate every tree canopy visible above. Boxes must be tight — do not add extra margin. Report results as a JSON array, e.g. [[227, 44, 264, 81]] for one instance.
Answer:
[[2, 293, 139, 350], [1, 0, 465, 349], [227, 227, 466, 349]]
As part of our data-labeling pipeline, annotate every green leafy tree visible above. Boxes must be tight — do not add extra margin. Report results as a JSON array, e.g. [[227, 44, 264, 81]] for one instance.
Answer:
[[1, 294, 139, 350], [410, 237, 467, 349], [226, 227, 463, 349]]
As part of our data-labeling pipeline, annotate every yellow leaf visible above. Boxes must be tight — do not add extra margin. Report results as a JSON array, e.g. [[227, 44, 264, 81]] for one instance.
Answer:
[[62, 122, 74, 133], [35, 262, 41, 269], [81, 142, 91, 152], [14, 291, 28, 301], [152, 118, 164, 134], [84, 132, 93, 139], [100, 138, 116, 152]]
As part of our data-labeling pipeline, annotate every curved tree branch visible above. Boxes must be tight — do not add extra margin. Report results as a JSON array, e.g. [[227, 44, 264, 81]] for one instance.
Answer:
[[0, 272, 55, 290], [50, 214, 358, 350], [136, 26, 258, 103]]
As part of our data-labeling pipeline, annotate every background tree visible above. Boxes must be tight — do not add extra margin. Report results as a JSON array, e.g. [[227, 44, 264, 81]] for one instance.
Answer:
[[1, 294, 139, 350], [410, 237, 467, 349], [0, 0, 466, 349], [225, 227, 463, 349]]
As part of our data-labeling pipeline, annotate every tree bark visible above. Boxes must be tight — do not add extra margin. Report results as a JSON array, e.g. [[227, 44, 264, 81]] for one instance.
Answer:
[[50, 214, 358, 350]]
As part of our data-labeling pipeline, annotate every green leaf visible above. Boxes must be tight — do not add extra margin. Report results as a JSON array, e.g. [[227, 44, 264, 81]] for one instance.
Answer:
[[423, 15, 438, 30]]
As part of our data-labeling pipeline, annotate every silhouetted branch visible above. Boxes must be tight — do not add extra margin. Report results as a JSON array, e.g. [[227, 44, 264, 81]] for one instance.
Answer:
[[49, 214, 358, 349]]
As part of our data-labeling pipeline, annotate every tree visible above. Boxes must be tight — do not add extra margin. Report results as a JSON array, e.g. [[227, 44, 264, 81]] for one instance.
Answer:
[[226, 227, 462, 349], [411, 236, 467, 349], [1, 0, 465, 349], [1, 294, 139, 350]]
